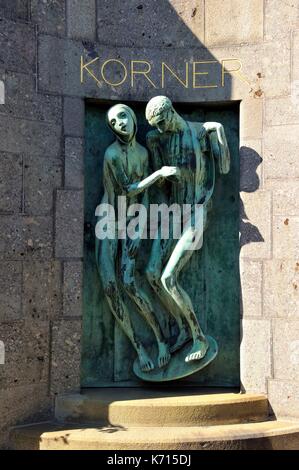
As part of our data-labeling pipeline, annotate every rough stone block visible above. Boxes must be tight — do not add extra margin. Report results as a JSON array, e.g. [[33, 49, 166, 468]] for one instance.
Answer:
[[0, 19, 35, 73], [265, 96, 299, 126], [24, 155, 62, 215], [240, 99, 263, 140], [63, 97, 84, 137], [268, 379, 299, 419], [264, 0, 299, 41], [240, 319, 271, 393], [273, 216, 299, 260], [50, 319, 81, 394], [273, 319, 299, 381], [97, 0, 204, 47], [67, 0, 96, 41], [262, 40, 291, 98], [55, 190, 84, 258], [205, 0, 263, 46], [264, 260, 299, 318], [0, 115, 62, 159], [0, 0, 29, 21], [264, 125, 299, 179], [31, 0, 65, 36], [0, 152, 22, 213], [239, 140, 262, 193], [63, 261, 82, 317], [64, 137, 84, 189], [293, 30, 299, 81], [0, 321, 50, 388], [0, 216, 53, 260], [0, 71, 62, 124], [0, 261, 22, 322], [0, 383, 51, 448], [240, 259, 262, 317], [266, 180, 299, 216], [240, 191, 271, 259], [23, 261, 62, 321]]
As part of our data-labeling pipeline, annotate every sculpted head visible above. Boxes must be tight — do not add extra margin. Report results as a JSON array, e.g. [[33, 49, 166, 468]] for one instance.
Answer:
[[107, 104, 136, 143], [145, 96, 175, 133]]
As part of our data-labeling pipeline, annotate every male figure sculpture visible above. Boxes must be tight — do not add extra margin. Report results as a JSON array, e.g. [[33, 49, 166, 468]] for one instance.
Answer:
[[145, 96, 230, 364], [95, 104, 179, 371]]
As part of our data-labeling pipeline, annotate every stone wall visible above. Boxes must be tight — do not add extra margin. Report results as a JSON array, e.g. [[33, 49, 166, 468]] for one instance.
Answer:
[[0, 0, 298, 448]]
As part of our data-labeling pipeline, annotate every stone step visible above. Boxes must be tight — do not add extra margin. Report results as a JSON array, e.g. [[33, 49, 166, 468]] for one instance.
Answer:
[[10, 420, 299, 450], [55, 389, 269, 427]]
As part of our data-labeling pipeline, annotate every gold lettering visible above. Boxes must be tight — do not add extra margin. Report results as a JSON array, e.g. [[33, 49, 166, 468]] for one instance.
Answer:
[[161, 62, 188, 88], [80, 56, 100, 85], [101, 59, 127, 86], [221, 58, 251, 87], [131, 60, 157, 88], [192, 61, 218, 88]]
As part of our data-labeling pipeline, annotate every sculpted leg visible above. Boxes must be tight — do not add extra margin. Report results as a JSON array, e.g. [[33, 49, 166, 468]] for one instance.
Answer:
[[121, 243, 170, 368], [160, 226, 209, 362], [98, 239, 154, 372], [146, 236, 190, 353]]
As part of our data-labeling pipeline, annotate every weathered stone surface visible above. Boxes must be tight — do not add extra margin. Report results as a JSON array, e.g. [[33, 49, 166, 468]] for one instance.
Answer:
[[55, 190, 84, 258], [0, 19, 35, 73], [262, 40, 291, 98], [0, 321, 50, 388], [67, 0, 96, 41], [240, 319, 271, 393], [265, 180, 299, 216], [0, 71, 62, 124], [273, 320, 299, 381], [264, 125, 299, 179], [268, 379, 299, 419], [0, 383, 51, 449], [264, 0, 299, 41], [265, 96, 299, 127], [50, 319, 81, 394], [0, 0, 29, 21], [240, 99, 263, 140], [240, 191, 271, 259], [205, 0, 263, 46], [64, 137, 84, 188], [273, 216, 299, 259], [23, 261, 62, 321], [97, 0, 204, 46], [63, 261, 82, 317], [239, 140, 262, 193], [264, 260, 299, 318], [0, 115, 62, 159], [0, 261, 22, 322], [63, 97, 84, 137], [24, 155, 62, 215], [31, 0, 65, 36], [0, 216, 52, 260], [0, 152, 22, 213], [240, 260, 262, 317], [293, 30, 299, 81]]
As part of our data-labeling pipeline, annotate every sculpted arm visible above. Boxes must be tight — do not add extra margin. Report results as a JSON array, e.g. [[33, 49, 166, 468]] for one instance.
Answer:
[[203, 122, 230, 174]]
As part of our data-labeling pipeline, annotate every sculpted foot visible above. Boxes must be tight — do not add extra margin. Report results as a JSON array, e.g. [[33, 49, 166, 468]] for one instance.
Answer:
[[157, 342, 171, 368], [185, 338, 209, 363], [138, 346, 154, 372], [170, 328, 191, 353]]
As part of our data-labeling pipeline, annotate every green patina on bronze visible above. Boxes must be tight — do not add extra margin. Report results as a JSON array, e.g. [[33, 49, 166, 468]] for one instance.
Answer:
[[82, 100, 240, 387]]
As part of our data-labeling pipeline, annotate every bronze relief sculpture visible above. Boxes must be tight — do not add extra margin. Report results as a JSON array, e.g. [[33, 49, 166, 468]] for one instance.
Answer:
[[95, 97, 230, 381]]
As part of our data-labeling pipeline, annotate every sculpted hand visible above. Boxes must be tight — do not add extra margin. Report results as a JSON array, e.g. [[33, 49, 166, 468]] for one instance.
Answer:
[[160, 166, 181, 178], [128, 238, 140, 257]]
